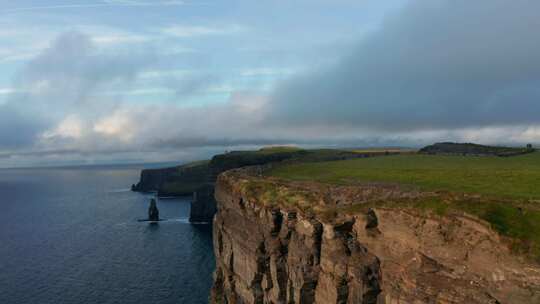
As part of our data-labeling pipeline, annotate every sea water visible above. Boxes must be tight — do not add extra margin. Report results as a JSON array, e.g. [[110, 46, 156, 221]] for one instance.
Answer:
[[0, 165, 214, 304]]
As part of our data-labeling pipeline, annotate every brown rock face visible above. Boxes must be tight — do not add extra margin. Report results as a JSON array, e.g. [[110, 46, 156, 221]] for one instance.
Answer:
[[210, 171, 540, 304]]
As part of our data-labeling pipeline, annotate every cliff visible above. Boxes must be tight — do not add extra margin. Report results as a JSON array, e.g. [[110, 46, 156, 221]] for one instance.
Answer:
[[132, 148, 389, 222], [132, 160, 210, 195], [190, 184, 217, 223], [211, 169, 540, 303], [131, 166, 179, 192]]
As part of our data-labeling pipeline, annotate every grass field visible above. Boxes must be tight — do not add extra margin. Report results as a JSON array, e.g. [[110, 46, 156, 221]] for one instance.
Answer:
[[270, 152, 540, 200], [269, 152, 540, 260]]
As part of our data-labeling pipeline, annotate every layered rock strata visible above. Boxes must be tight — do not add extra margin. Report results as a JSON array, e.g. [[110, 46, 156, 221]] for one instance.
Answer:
[[211, 170, 540, 304]]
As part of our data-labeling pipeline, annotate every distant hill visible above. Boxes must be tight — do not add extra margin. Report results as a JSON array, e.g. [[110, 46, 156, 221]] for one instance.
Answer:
[[419, 142, 535, 157]]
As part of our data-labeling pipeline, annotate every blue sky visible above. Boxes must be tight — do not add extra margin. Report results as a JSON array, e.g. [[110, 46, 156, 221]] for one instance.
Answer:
[[1, 0, 539, 167]]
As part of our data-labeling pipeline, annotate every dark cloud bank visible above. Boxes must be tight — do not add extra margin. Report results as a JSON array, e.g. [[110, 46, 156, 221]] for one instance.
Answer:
[[267, 0, 540, 132]]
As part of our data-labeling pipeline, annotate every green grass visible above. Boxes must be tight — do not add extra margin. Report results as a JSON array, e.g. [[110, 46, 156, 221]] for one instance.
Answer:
[[269, 152, 540, 260], [256, 146, 304, 154], [270, 152, 540, 200], [159, 181, 205, 195]]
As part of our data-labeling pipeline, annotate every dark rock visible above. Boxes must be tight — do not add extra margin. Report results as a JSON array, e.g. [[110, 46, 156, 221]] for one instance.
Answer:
[[189, 184, 216, 223], [148, 199, 159, 221], [132, 167, 179, 192]]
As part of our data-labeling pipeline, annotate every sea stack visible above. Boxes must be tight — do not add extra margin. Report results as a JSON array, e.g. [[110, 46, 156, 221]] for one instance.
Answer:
[[148, 199, 159, 221]]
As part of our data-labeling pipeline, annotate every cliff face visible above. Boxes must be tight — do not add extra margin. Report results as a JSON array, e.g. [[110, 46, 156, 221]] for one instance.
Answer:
[[190, 184, 217, 223], [133, 149, 378, 222], [211, 170, 540, 304], [132, 166, 179, 192]]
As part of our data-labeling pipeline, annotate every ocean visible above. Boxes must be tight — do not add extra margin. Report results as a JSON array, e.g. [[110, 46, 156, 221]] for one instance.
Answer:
[[0, 165, 214, 304]]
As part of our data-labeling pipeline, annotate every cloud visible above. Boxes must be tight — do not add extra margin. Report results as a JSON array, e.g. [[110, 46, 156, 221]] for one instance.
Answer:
[[93, 110, 136, 142], [42, 115, 84, 140], [0, 103, 47, 148], [171, 74, 223, 96], [0, 31, 156, 149], [3, 0, 540, 167], [0, 51, 40, 63], [0, 88, 17, 95], [91, 33, 151, 46], [15, 31, 154, 110], [240, 68, 297, 77], [266, 0, 540, 133], [161, 25, 247, 38], [0, 0, 187, 14]]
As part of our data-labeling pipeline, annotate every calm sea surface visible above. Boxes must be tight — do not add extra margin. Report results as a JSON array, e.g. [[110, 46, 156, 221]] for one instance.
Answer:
[[0, 165, 214, 304]]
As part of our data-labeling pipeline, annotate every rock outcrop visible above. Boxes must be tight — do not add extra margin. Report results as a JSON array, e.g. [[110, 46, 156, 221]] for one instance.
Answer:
[[210, 169, 540, 304], [148, 199, 159, 221]]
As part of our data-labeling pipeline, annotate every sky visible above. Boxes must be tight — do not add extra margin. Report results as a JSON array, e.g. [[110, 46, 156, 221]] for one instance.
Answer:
[[0, 0, 539, 167]]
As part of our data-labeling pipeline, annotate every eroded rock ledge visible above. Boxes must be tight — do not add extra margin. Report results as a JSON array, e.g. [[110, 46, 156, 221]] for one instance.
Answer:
[[211, 169, 540, 304]]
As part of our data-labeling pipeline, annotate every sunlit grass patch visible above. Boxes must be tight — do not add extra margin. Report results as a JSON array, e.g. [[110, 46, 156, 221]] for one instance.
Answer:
[[269, 152, 540, 200], [268, 152, 540, 260]]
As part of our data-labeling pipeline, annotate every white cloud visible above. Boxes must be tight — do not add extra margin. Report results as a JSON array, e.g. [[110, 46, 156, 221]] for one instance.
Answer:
[[101, 87, 176, 96], [91, 33, 151, 45], [161, 24, 246, 38], [93, 109, 135, 142], [240, 67, 297, 77], [0, 51, 41, 63], [139, 69, 193, 79], [0, 1, 186, 13], [0, 88, 17, 95], [42, 115, 84, 140]]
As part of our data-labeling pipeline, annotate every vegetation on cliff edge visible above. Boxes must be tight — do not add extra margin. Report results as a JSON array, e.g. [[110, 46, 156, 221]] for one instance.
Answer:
[[269, 152, 540, 200], [268, 152, 540, 260]]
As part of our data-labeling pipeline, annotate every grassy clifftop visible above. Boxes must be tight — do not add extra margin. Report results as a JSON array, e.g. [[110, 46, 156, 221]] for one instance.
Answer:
[[270, 152, 540, 199], [267, 152, 540, 260]]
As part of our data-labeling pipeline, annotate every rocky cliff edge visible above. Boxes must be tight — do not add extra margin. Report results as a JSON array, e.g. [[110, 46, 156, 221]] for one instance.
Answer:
[[211, 168, 540, 304]]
